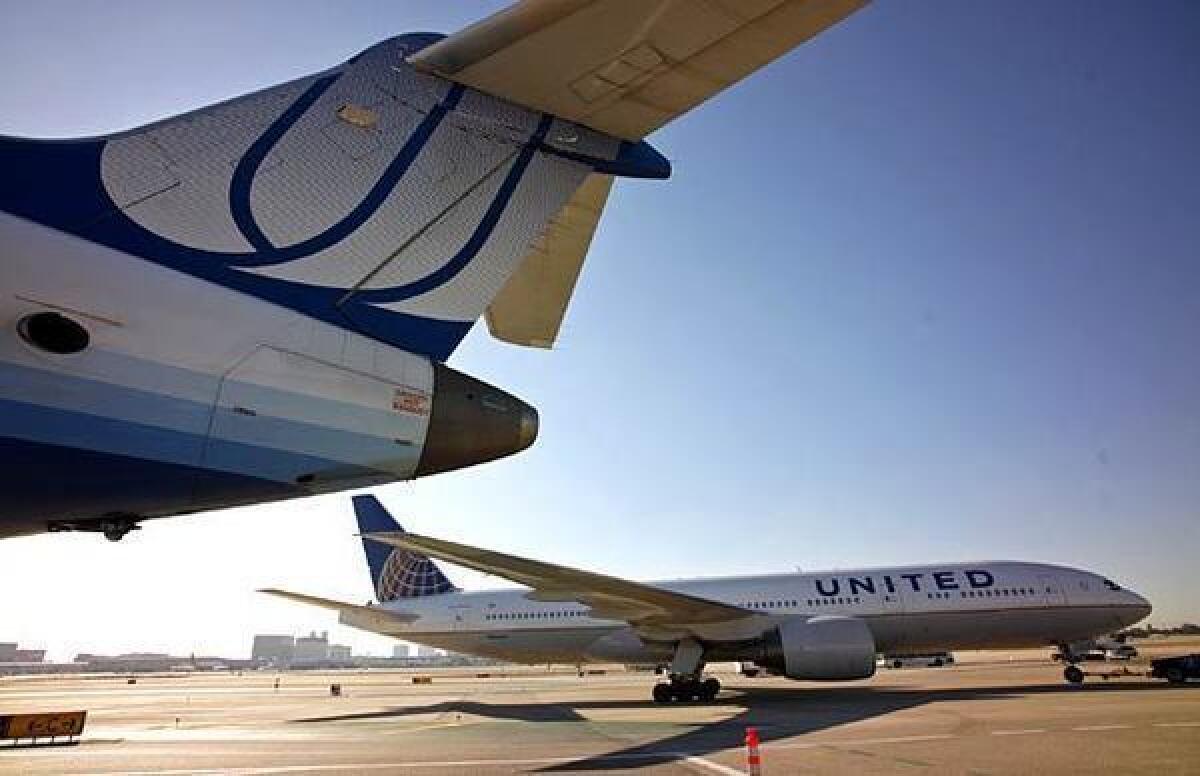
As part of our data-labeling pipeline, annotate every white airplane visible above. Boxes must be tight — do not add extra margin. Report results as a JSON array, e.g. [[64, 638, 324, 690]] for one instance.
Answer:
[[264, 496, 1152, 702], [0, 0, 869, 540]]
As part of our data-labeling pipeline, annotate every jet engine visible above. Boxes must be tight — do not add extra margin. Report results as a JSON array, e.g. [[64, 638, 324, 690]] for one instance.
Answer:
[[756, 615, 877, 681]]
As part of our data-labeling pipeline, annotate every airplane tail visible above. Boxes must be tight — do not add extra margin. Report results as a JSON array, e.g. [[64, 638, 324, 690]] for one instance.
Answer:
[[0, 33, 656, 362], [353, 494, 457, 602]]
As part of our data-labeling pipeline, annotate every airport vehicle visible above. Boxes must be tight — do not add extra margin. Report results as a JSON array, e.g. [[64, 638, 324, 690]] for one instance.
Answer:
[[1107, 644, 1138, 660], [1150, 654, 1200, 684], [881, 652, 954, 669], [1052, 635, 1136, 662], [263, 495, 1152, 702], [0, 1, 869, 541]]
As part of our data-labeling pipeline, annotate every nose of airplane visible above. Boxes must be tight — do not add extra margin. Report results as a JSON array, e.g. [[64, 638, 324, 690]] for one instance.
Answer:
[[1125, 590, 1152, 623]]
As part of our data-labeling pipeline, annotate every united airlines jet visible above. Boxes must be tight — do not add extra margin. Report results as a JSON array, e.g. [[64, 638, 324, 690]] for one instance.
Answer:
[[264, 496, 1152, 702], [0, 1, 870, 540]]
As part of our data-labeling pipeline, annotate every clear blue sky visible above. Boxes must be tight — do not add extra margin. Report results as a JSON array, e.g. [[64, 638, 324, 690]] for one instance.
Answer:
[[1, 1, 1197, 661]]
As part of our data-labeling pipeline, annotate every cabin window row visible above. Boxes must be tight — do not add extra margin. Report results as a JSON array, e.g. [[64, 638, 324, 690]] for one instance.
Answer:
[[740, 598, 867, 609], [484, 611, 587, 621], [923, 587, 1040, 600], [805, 597, 863, 607]]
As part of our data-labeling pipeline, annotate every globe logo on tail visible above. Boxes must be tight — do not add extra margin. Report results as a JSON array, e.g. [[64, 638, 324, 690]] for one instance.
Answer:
[[376, 544, 457, 602]]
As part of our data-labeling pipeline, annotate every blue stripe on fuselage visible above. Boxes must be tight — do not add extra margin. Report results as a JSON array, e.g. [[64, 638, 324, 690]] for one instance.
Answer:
[[0, 359, 422, 470], [0, 435, 297, 536]]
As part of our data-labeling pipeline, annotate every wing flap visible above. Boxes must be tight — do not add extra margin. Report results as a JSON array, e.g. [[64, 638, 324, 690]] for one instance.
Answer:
[[364, 531, 751, 626], [484, 172, 614, 348], [410, 0, 869, 140]]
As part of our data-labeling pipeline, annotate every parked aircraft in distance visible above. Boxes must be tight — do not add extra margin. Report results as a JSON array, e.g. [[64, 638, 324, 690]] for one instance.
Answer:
[[264, 496, 1152, 702], [0, 1, 869, 540]]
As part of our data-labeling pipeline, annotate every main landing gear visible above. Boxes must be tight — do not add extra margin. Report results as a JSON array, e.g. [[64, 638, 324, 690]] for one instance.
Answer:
[[653, 676, 721, 703], [651, 637, 721, 703]]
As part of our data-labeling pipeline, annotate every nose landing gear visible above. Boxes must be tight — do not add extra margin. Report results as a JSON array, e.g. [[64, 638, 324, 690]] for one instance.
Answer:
[[1058, 643, 1086, 684]]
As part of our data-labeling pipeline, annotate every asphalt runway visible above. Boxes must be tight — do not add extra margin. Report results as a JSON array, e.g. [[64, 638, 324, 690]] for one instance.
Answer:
[[2, 647, 1198, 774]]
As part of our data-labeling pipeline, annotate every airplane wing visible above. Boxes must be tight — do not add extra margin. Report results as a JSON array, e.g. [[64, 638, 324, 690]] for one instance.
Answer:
[[484, 173, 614, 348], [410, 0, 869, 141], [363, 532, 753, 627], [258, 588, 418, 627]]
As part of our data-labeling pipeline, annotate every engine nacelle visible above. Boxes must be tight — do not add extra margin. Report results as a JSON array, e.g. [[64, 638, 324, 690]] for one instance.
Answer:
[[757, 616, 877, 681]]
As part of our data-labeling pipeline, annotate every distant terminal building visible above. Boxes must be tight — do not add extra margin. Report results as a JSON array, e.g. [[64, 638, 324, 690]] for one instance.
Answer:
[[416, 645, 441, 658], [328, 644, 352, 662], [0, 642, 46, 663], [251, 634, 295, 665], [293, 631, 331, 664], [392, 644, 411, 658]]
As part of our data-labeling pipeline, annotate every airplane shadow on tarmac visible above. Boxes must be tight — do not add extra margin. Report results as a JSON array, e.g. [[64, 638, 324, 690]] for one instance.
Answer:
[[291, 680, 1180, 771]]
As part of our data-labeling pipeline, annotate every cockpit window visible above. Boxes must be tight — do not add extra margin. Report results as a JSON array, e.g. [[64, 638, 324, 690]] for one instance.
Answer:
[[1102, 578, 1121, 591]]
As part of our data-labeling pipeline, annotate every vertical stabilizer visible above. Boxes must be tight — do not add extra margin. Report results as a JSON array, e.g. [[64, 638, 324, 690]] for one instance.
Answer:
[[353, 495, 456, 602]]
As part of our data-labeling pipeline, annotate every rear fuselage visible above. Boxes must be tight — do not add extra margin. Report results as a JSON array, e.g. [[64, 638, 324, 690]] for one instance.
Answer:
[[0, 32, 664, 537]]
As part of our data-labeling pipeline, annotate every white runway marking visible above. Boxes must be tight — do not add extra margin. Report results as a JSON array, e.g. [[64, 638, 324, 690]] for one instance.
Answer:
[[990, 728, 1045, 736], [680, 755, 747, 775], [1154, 721, 1200, 728], [1071, 724, 1131, 732]]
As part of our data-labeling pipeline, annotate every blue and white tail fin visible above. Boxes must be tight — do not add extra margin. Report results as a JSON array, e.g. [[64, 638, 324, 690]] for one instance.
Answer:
[[0, 33, 662, 361], [353, 494, 457, 602]]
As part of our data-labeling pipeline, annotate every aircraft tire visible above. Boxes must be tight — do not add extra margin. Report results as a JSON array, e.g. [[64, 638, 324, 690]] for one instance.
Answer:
[[700, 677, 720, 701], [652, 683, 673, 703], [1064, 665, 1085, 684], [1165, 667, 1186, 685]]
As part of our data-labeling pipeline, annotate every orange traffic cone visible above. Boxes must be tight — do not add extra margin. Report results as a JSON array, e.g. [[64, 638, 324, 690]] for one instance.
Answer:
[[745, 726, 762, 775]]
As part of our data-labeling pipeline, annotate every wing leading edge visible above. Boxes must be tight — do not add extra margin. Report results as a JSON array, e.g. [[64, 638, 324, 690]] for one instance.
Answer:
[[363, 531, 753, 627]]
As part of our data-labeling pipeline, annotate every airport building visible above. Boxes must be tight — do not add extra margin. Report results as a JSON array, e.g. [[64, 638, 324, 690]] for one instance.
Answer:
[[251, 634, 295, 665], [292, 631, 331, 664], [0, 642, 46, 663], [392, 644, 411, 658]]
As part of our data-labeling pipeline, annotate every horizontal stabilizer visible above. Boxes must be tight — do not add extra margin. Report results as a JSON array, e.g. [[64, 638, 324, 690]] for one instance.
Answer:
[[410, 0, 869, 140], [258, 588, 418, 625]]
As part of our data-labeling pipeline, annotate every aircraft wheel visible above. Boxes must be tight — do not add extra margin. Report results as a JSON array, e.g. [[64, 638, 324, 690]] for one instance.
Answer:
[[673, 685, 697, 702], [1064, 665, 1085, 684], [700, 677, 721, 701], [652, 683, 673, 703], [1165, 667, 1186, 685]]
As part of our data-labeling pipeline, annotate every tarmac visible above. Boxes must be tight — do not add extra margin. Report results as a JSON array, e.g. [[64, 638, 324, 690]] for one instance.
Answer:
[[2, 641, 1198, 775]]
